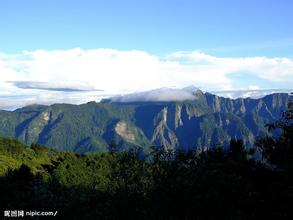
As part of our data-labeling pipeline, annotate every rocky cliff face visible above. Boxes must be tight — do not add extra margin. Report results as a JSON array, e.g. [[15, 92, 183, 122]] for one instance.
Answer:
[[0, 92, 289, 153], [130, 92, 288, 150]]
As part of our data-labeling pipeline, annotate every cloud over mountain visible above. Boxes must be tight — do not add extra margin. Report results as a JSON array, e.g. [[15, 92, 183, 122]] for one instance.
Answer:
[[109, 86, 203, 102]]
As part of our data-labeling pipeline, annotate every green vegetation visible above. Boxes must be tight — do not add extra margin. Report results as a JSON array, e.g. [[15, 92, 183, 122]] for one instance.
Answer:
[[0, 93, 289, 153], [0, 99, 292, 219], [0, 139, 56, 175]]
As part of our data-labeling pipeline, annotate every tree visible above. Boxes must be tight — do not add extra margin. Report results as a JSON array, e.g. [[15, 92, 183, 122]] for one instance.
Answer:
[[31, 143, 48, 156], [229, 138, 245, 157]]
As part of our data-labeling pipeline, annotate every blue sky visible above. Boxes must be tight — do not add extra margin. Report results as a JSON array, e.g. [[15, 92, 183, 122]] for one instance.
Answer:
[[0, 0, 293, 57], [0, 0, 293, 109]]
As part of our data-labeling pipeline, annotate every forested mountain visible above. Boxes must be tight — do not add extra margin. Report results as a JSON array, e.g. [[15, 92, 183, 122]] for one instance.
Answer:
[[0, 89, 289, 153], [0, 110, 292, 219], [0, 93, 292, 219]]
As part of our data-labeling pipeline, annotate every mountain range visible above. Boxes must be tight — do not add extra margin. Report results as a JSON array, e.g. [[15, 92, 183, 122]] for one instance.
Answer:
[[0, 87, 289, 153]]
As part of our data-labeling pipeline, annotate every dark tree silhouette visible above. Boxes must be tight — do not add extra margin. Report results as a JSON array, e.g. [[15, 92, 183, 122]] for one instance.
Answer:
[[229, 138, 245, 157]]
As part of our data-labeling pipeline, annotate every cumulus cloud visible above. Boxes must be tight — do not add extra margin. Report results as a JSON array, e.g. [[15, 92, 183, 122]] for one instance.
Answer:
[[168, 51, 293, 83], [0, 48, 292, 109]]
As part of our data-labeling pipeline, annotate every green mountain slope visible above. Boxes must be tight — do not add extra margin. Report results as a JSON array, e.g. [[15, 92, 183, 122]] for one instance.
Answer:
[[0, 92, 289, 153]]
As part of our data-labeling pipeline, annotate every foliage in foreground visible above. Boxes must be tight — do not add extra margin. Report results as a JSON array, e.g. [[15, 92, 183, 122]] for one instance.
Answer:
[[0, 139, 292, 219], [0, 101, 292, 219]]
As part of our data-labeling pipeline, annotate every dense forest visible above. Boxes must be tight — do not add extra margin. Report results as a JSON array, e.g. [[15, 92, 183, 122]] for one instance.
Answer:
[[0, 101, 292, 219]]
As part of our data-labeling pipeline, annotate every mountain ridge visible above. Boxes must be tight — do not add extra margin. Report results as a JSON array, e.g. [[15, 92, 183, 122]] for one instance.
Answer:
[[0, 91, 289, 153]]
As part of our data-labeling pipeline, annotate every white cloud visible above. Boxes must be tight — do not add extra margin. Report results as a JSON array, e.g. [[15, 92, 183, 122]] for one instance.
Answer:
[[0, 91, 109, 111], [8, 81, 99, 91], [213, 89, 292, 99], [110, 86, 202, 102], [168, 51, 293, 83], [0, 48, 292, 109]]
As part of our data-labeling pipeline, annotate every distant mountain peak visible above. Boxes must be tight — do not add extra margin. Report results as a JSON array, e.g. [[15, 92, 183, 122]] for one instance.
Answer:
[[108, 86, 203, 103], [182, 85, 201, 92]]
